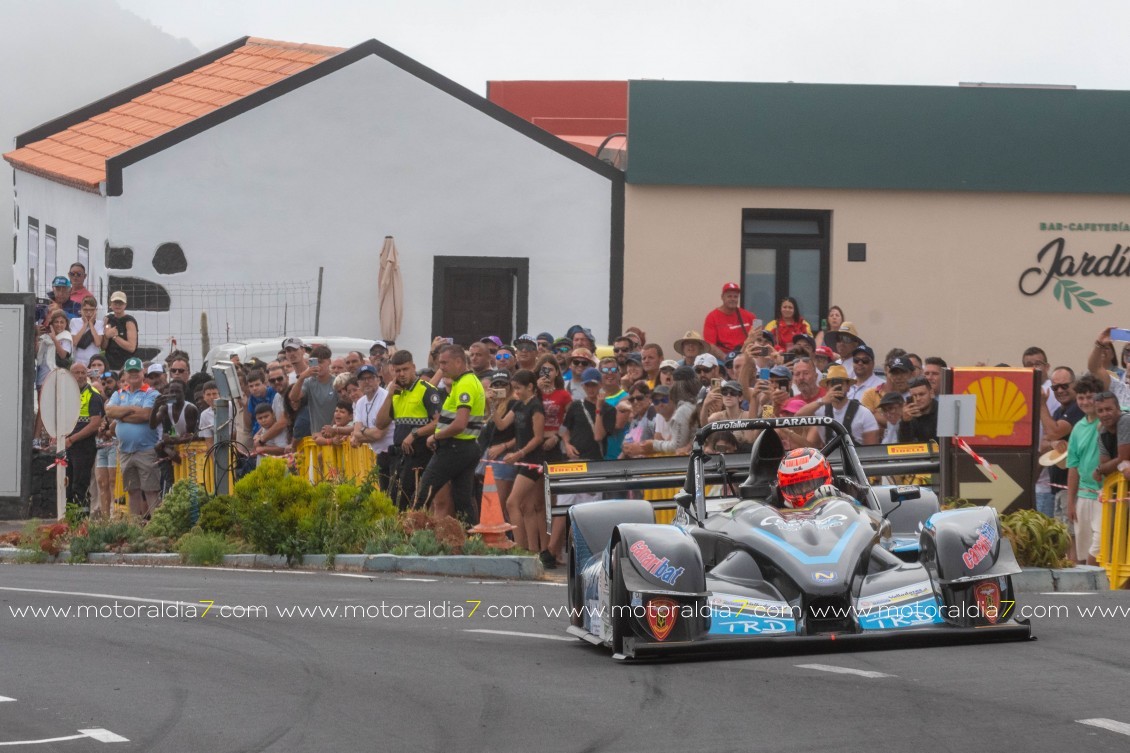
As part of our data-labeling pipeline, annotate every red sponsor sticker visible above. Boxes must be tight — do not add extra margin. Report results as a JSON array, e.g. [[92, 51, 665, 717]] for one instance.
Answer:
[[646, 597, 679, 641], [974, 581, 1001, 625]]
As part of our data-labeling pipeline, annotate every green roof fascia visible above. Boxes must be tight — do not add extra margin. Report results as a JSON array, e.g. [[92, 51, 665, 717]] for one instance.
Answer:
[[626, 80, 1130, 194]]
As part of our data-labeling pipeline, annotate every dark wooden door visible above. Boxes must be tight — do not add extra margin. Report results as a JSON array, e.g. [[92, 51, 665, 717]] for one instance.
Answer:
[[441, 267, 514, 346]]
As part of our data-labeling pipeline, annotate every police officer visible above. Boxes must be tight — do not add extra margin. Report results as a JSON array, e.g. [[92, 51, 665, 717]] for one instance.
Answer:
[[415, 344, 485, 523], [64, 362, 104, 510], [376, 350, 440, 509]]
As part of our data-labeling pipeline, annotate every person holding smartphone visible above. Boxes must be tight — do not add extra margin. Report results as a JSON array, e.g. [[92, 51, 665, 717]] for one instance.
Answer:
[[491, 370, 546, 556], [103, 291, 138, 370], [793, 364, 880, 446]]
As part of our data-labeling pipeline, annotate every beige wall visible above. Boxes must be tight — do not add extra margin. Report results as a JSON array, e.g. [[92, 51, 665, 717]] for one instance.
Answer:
[[624, 185, 1130, 371]]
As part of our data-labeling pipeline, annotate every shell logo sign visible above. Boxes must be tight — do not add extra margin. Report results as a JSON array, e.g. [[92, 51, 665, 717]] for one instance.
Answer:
[[951, 368, 1036, 447]]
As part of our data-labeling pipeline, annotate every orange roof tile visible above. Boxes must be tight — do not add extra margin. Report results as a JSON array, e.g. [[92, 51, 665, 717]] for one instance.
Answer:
[[3, 38, 343, 192]]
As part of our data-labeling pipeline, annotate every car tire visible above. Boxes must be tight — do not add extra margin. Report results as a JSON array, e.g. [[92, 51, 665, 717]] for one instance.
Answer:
[[567, 527, 583, 628], [610, 539, 630, 654]]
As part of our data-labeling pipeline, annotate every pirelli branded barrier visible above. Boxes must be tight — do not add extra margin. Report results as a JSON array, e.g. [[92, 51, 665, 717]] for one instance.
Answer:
[[1100, 472, 1130, 590], [543, 439, 940, 521], [293, 437, 376, 484]]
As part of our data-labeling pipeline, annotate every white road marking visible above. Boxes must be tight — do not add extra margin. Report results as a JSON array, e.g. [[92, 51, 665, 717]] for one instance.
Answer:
[[1039, 592, 1097, 596], [330, 573, 375, 580], [0, 586, 199, 608], [1078, 718, 1130, 737], [395, 578, 437, 582], [0, 728, 128, 746], [536, 582, 567, 587], [464, 628, 574, 642], [795, 663, 894, 679], [0, 697, 14, 702], [78, 728, 129, 742]]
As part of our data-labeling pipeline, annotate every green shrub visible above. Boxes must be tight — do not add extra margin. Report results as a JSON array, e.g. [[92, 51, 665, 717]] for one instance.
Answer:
[[365, 517, 407, 554], [390, 542, 418, 556], [408, 529, 447, 557], [229, 457, 398, 562], [177, 530, 236, 566], [1001, 509, 1073, 568], [147, 480, 205, 540], [198, 496, 234, 535], [461, 535, 509, 556], [68, 518, 145, 562]]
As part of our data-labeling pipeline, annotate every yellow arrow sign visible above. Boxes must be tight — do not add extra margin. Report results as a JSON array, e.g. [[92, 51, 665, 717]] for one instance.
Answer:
[[959, 463, 1023, 513]]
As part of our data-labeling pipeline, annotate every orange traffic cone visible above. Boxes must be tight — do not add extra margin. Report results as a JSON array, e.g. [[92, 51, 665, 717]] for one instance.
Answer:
[[469, 464, 515, 549]]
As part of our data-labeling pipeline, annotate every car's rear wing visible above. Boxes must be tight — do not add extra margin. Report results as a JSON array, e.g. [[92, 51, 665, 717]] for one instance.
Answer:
[[544, 441, 940, 516]]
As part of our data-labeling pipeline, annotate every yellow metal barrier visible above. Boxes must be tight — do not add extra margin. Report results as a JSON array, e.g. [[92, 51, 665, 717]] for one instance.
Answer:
[[113, 440, 233, 496], [1100, 472, 1130, 589], [294, 437, 376, 484]]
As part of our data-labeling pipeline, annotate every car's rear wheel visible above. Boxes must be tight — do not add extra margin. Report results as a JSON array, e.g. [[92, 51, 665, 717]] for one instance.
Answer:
[[609, 539, 630, 654], [566, 526, 583, 628]]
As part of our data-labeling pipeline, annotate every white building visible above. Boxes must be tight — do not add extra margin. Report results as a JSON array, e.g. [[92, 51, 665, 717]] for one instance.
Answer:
[[4, 37, 622, 363]]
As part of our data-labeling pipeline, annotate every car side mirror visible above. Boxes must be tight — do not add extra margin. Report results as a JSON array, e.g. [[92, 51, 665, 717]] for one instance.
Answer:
[[890, 485, 920, 503]]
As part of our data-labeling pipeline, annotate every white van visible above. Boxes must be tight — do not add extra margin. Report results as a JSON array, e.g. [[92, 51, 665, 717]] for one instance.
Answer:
[[201, 336, 377, 370]]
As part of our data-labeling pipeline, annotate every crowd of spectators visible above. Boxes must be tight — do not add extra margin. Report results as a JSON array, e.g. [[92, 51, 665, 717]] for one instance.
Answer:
[[30, 273, 1129, 569]]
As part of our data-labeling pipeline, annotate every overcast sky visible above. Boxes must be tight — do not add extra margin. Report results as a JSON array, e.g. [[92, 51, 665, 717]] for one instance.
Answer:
[[114, 0, 1130, 93]]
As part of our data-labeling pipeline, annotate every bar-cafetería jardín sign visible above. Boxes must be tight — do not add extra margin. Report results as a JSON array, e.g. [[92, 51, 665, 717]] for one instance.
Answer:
[[1017, 222, 1126, 312]]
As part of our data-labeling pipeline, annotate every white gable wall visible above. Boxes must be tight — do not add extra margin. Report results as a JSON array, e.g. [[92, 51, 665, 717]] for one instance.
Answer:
[[108, 53, 614, 362], [12, 171, 107, 303]]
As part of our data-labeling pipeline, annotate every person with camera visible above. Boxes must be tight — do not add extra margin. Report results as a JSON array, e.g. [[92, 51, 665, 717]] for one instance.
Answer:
[[374, 350, 440, 509], [794, 364, 880, 446]]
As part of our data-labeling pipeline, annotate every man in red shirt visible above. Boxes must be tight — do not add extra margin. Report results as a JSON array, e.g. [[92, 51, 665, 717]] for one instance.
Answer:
[[703, 282, 756, 355]]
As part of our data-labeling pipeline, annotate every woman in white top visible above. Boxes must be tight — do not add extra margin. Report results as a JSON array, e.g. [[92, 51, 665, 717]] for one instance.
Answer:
[[68, 295, 104, 367], [36, 309, 73, 387]]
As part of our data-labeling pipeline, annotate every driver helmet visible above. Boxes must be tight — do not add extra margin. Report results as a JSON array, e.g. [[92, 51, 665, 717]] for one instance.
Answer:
[[777, 447, 833, 508]]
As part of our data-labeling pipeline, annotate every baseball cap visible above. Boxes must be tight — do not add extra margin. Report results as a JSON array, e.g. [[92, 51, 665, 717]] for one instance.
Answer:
[[146, 362, 165, 375], [722, 282, 740, 293], [721, 380, 743, 393], [52, 275, 71, 288], [814, 346, 835, 359], [625, 352, 643, 365], [879, 392, 905, 407], [514, 334, 537, 349], [489, 371, 511, 386], [769, 365, 792, 380], [887, 356, 912, 373], [282, 336, 305, 350], [371, 340, 389, 351], [673, 365, 696, 382], [123, 357, 143, 372], [693, 353, 719, 369], [852, 345, 876, 361], [536, 332, 554, 345], [565, 324, 587, 339], [782, 397, 808, 415], [652, 384, 672, 397], [357, 365, 378, 377], [480, 336, 503, 348], [110, 291, 127, 304], [792, 332, 816, 348], [659, 359, 679, 371], [581, 367, 602, 385]]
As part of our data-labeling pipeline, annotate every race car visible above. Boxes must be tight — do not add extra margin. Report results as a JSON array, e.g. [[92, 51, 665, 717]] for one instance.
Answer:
[[565, 416, 1032, 659]]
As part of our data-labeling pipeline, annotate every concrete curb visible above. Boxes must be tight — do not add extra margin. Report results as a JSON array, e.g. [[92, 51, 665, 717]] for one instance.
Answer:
[[0, 546, 543, 580], [1014, 565, 1109, 592]]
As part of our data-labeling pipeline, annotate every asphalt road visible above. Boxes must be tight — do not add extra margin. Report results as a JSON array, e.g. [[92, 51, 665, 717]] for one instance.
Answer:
[[1, 564, 1129, 752]]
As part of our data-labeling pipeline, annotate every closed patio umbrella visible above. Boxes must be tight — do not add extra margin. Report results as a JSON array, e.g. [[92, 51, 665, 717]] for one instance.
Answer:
[[378, 236, 404, 342]]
